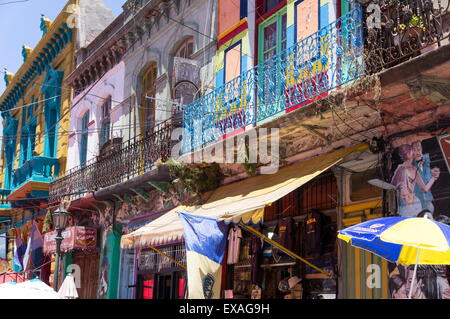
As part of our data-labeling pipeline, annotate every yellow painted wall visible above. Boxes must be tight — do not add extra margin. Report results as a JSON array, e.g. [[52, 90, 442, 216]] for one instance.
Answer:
[[0, 0, 76, 183], [341, 200, 390, 299]]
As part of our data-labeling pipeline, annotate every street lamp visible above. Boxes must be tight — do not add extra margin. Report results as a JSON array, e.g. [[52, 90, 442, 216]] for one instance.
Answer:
[[52, 206, 70, 291]]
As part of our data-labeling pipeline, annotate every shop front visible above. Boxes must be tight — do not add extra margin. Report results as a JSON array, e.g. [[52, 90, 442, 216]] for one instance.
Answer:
[[43, 226, 99, 298], [337, 134, 450, 299], [117, 208, 175, 299], [224, 171, 339, 299], [121, 144, 369, 299], [136, 243, 186, 299]]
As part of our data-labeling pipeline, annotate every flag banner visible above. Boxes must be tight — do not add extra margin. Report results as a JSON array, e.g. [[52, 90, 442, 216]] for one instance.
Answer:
[[22, 221, 44, 273], [178, 212, 228, 299], [13, 229, 26, 272]]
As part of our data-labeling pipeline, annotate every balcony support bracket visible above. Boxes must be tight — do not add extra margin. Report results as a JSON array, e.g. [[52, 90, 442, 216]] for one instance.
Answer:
[[130, 188, 150, 203], [123, 195, 133, 203]]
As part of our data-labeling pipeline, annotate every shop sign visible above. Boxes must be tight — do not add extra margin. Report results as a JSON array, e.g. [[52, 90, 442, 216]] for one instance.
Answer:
[[43, 226, 97, 254]]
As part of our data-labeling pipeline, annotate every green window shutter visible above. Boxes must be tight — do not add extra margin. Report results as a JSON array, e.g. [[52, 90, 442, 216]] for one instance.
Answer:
[[80, 111, 89, 167]]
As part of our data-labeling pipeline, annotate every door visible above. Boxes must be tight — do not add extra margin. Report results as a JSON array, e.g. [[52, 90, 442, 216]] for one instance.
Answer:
[[72, 251, 100, 299], [156, 274, 173, 299], [141, 63, 157, 136], [118, 249, 136, 299], [258, 10, 287, 122], [80, 111, 89, 167]]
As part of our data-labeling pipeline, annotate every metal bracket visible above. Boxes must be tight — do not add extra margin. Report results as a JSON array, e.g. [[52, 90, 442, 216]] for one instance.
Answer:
[[130, 188, 150, 202], [147, 181, 171, 193], [123, 195, 133, 203]]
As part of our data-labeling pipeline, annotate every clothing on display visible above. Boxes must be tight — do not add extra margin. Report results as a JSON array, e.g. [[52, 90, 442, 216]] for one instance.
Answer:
[[227, 226, 243, 265], [249, 227, 263, 285], [273, 217, 296, 251], [305, 210, 326, 256]]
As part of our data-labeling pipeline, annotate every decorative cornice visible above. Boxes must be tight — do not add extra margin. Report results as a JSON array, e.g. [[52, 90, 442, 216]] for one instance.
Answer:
[[40, 14, 53, 36], [0, 2, 75, 113], [66, 0, 177, 91], [3, 69, 13, 87], [22, 46, 33, 62]]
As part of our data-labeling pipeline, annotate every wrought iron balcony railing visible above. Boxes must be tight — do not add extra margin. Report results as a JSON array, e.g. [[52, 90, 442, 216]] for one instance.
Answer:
[[11, 156, 60, 191], [364, 0, 450, 74], [182, 7, 364, 153], [49, 119, 173, 202]]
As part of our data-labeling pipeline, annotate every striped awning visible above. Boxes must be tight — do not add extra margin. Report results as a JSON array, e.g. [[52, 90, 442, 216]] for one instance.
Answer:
[[121, 144, 368, 248]]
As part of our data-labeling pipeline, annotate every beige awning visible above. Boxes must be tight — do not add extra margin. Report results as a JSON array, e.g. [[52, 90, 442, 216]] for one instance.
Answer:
[[121, 144, 368, 248]]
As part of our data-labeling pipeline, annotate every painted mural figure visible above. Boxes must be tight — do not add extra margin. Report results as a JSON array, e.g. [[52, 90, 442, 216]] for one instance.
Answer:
[[389, 264, 450, 299], [412, 141, 440, 213], [390, 143, 440, 217]]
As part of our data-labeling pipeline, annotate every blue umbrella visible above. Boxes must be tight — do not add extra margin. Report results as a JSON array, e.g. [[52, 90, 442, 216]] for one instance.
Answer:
[[338, 215, 450, 299]]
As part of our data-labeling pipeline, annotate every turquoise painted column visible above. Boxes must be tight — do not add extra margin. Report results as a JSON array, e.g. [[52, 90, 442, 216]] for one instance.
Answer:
[[97, 224, 123, 299], [106, 224, 122, 299]]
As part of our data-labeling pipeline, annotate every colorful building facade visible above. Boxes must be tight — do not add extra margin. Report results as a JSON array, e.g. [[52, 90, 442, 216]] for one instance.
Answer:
[[0, 0, 116, 288], [1, 0, 448, 300]]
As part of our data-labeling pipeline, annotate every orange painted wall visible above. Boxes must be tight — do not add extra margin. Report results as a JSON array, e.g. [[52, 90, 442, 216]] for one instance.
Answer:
[[218, 0, 242, 36], [225, 43, 242, 82], [296, 0, 319, 41]]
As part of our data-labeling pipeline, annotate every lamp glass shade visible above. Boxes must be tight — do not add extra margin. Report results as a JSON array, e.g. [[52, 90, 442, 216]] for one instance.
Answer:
[[52, 208, 69, 231]]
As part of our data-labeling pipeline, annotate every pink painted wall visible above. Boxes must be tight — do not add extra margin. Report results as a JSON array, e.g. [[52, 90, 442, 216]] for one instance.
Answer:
[[218, 0, 242, 36], [225, 43, 242, 83], [67, 62, 126, 172], [296, 0, 319, 41]]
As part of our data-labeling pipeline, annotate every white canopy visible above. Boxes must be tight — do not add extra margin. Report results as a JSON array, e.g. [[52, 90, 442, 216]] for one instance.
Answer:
[[0, 279, 61, 299]]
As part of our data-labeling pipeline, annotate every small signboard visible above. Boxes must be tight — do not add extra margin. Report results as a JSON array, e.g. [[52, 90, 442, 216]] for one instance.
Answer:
[[43, 226, 97, 254]]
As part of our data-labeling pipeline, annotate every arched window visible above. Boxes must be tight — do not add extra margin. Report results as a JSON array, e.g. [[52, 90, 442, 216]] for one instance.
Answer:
[[175, 38, 194, 59], [100, 96, 112, 148], [141, 63, 157, 136]]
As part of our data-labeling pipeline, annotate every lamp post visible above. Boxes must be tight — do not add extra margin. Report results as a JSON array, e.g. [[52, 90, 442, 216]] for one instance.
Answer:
[[52, 206, 70, 291]]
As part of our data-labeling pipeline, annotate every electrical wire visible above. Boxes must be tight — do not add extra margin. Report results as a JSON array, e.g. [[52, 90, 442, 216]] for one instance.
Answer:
[[0, 0, 29, 6]]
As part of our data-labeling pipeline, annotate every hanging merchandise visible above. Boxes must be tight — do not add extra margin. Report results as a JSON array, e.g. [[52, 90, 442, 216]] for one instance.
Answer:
[[227, 226, 243, 265], [273, 217, 296, 251], [249, 227, 263, 285], [250, 284, 262, 299], [278, 278, 290, 293], [305, 210, 326, 257], [284, 276, 303, 299]]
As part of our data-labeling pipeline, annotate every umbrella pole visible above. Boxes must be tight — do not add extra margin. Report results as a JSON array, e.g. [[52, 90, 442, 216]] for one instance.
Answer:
[[408, 248, 421, 299]]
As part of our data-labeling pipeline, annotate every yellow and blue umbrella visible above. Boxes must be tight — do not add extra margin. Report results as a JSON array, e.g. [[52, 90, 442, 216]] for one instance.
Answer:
[[338, 216, 450, 299]]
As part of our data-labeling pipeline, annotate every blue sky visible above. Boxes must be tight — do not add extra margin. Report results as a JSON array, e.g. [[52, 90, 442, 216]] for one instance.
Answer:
[[0, 0, 124, 94]]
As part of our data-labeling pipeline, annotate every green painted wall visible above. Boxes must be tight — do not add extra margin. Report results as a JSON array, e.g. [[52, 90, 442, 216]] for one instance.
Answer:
[[107, 224, 122, 299], [64, 251, 73, 277], [97, 224, 123, 299]]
